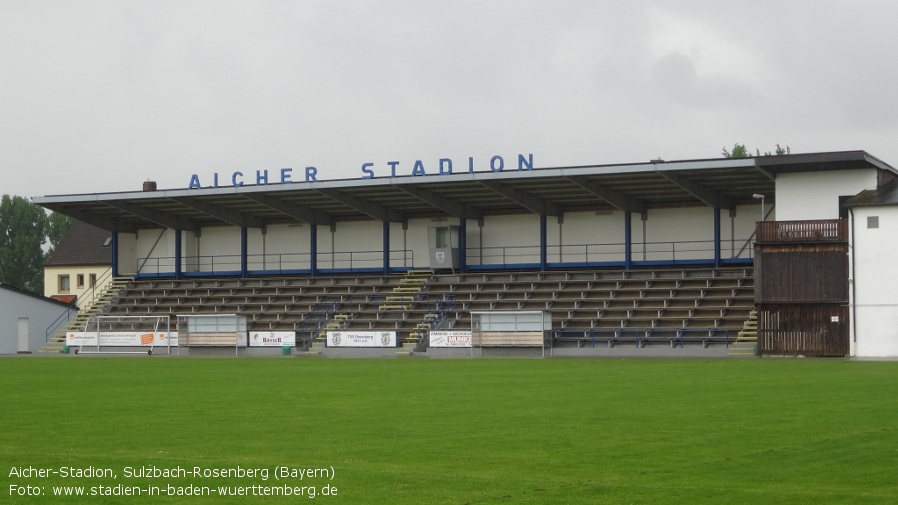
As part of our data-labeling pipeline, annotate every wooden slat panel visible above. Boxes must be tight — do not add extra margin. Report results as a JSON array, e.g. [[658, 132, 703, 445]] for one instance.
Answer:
[[757, 304, 848, 357], [754, 245, 848, 302], [185, 332, 239, 346], [756, 219, 847, 243], [477, 331, 543, 347]]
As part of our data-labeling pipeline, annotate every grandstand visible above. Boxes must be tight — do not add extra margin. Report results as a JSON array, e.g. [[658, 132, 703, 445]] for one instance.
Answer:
[[32, 150, 898, 357], [46, 262, 755, 357]]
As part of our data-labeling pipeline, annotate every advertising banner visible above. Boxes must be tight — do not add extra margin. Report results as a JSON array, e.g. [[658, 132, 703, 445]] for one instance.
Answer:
[[326, 331, 396, 347], [66, 332, 177, 347], [429, 330, 473, 348], [249, 331, 297, 347]]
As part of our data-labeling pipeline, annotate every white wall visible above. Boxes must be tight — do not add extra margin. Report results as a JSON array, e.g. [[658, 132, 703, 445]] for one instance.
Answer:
[[446, 207, 759, 266], [731, 203, 770, 258], [634, 207, 714, 261], [116, 232, 137, 276], [116, 202, 764, 274], [117, 228, 176, 275], [197, 226, 241, 272], [328, 220, 384, 269], [547, 210, 627, 263], [182, 230, 197, 272], [255, 224, 309, 271], [776, 170, 877, 220], [470, 214, 541, 265], [0, 289, 71, 354], [396, 219, 435, 269], [850, 206, 898, 357]]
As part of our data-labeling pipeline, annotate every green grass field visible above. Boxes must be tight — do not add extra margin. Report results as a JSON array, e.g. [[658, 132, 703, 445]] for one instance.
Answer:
[[2, 357, 897, 504]]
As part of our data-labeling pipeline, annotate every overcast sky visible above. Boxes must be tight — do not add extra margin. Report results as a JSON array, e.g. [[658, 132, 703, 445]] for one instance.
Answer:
[[2, 0, 897, 198]]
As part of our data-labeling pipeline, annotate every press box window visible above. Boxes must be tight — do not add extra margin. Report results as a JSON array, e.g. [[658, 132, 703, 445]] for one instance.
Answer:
[[867, 216, 879, 229], [435, 227, 450, 248]]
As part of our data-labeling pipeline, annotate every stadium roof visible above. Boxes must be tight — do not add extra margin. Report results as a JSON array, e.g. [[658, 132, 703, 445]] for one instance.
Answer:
[[34, 151, 896, 233]]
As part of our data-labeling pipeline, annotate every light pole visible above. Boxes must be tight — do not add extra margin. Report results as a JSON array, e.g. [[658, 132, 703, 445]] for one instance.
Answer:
[[753, 194, 765, 221]]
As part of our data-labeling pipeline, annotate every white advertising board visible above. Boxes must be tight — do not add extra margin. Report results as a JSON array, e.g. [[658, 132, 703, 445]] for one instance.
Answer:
[[249, 331, 296, 347], [66, 331, 178, 347], [429, 330, 473, 348], [327, 331, 396, 347]]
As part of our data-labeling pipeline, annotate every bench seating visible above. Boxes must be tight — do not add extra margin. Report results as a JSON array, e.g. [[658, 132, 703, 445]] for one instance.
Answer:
[[477, 331, 544, 347], [183, 332, 242, 346]]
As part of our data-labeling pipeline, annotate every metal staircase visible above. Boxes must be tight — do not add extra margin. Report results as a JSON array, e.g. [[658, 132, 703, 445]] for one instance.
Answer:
[[397, 293, 456, 357], [298, 296, 343, 355], [37, 276, 133, 354]]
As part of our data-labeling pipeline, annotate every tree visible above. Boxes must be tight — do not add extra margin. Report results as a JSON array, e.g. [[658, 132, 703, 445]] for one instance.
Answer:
[[722, 143, 791, 158], [46, 211, 73, 258], [0, 195, 48, 293], [722, 143, 752, 158]]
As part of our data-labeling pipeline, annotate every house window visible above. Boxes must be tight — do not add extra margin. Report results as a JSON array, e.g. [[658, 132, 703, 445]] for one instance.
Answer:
[[867, 216, 879, 229], [89, 273, 97, 287], [77, 274, 85, 288], [59, 275, 70, 293]]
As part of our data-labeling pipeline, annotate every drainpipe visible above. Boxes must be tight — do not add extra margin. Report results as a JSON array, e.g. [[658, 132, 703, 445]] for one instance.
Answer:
[[310, 224, 318, 277], [111, 232, 119, 277], [174, 229, 182, 280], [713, 208, 721, 268], [624, 212, 632, 270], [849, 208, 857, 345]]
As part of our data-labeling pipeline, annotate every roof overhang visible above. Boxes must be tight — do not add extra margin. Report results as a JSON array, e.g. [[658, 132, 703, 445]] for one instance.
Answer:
[[34, 151, 896, 232]]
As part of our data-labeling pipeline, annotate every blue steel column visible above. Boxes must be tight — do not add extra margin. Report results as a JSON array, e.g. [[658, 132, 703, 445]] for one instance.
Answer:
[[624, 212, 633, 270], [383, 221, 390, 275], [111, 232, 119, 277], [309, 224, 318, 277], [240, 227, 248, 277], [714, 208, 722, 268], [459, 219, 467, 273], [174, 229, 182, 280], [539, 214, 548, 271]]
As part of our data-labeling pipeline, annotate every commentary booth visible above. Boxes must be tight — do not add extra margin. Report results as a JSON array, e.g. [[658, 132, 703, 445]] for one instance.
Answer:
[[33, 151, 898, 358]]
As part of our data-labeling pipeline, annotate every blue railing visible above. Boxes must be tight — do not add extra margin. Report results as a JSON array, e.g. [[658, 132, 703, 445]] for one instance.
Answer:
[[428, 293, 458, 330], [298, 296, 342, 344], [467, 239, 754, 269], [44, 303, 78, 342], [136, 250, 415, 278], [133, 237, 754, 278], [44, 267, 116, 342]]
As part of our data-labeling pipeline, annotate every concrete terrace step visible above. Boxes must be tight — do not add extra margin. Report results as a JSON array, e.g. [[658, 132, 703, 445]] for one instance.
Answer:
[[727, 342, 758, 357]]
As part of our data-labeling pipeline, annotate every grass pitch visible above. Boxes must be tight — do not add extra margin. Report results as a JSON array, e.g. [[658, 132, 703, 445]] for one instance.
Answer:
[[2, 357, 898, 504]]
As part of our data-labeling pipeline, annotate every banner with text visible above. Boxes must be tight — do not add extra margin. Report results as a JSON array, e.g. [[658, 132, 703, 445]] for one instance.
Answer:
[[327, 331, 396, 347], [429, 330, 473, 348], [249, 331, 297, 347], [66, 331, 177, 347]]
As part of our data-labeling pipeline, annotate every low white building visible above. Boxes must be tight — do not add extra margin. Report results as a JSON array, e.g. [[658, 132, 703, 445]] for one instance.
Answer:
[[846, 180, 898, 357], [0, 283, 73, 354]]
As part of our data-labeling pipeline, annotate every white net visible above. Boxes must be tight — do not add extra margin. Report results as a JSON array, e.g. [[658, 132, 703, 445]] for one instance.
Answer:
[[77, 315, 171, 355]]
